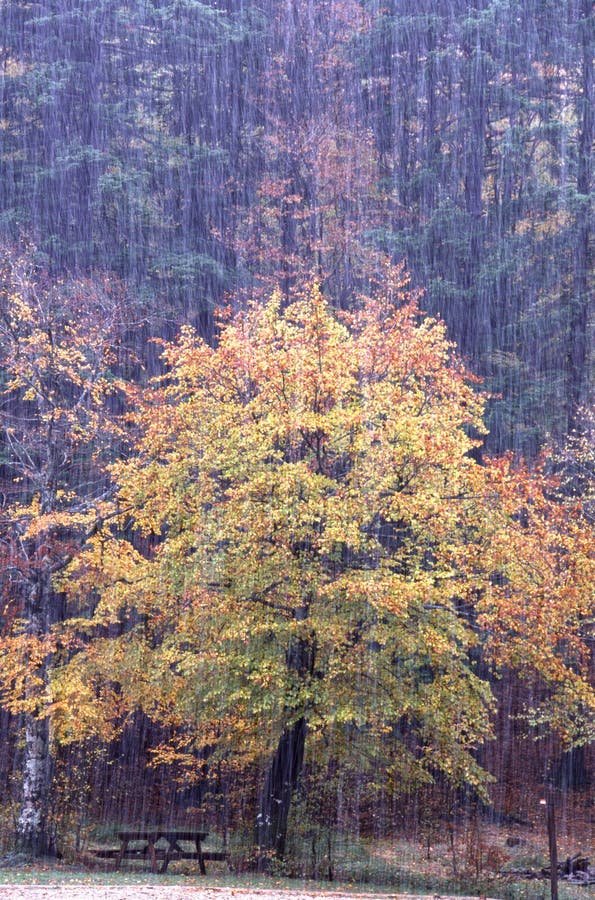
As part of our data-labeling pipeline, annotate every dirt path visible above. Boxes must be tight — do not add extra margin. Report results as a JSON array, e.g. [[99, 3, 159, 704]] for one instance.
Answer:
[[0, 889, 405, 900], [0, 889, 491, 900]]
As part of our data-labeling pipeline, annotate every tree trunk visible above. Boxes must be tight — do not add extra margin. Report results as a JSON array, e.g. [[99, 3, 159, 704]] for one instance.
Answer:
[[17, 714, 52, 857], [257, 716, 307, 862], [257, 616, 314, 863], [568, 0, 593, 428], [16, 578, 54, 857]]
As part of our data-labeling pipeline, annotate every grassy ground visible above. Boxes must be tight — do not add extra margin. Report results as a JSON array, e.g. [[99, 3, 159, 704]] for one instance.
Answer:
[[0, 838, 588, 900], [0, 795, 590, 900]]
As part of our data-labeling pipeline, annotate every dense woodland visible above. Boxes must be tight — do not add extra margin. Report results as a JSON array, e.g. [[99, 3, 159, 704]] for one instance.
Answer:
[[0, 0, 592, 875]]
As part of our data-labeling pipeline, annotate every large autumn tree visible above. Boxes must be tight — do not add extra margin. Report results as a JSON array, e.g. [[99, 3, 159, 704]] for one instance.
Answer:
[[62, 272, 493, 857], [51, 271, 590, 860]]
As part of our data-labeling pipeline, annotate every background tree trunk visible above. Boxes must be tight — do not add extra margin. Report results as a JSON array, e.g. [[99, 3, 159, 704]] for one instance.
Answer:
[[546, 786, 559, 900], [568, 0, 593, 428]]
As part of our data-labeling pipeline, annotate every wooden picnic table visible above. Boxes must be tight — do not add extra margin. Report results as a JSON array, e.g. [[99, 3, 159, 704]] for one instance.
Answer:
[[114, 828, 209, 874]]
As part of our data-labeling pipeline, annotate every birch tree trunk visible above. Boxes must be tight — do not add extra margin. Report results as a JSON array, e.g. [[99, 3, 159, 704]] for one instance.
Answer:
[[16, 578, 54, 857], [17, 714, 52, 856]]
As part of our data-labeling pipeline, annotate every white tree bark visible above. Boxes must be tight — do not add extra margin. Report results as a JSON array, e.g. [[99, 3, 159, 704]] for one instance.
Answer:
[[16, 586, 53, 856], [17, 714, 52, 856]]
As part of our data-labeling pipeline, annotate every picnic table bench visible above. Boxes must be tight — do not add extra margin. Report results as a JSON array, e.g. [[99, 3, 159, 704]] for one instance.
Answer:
[[94, 828, 227, 874]]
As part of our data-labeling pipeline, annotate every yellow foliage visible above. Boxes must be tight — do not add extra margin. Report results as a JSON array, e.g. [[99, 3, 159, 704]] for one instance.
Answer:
[[56, 279, 501, 785], [18, 274, 591, 788]]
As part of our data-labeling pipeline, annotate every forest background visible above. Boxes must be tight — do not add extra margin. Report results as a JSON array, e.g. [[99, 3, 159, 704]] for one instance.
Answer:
[[0, 0, 592, 884]]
